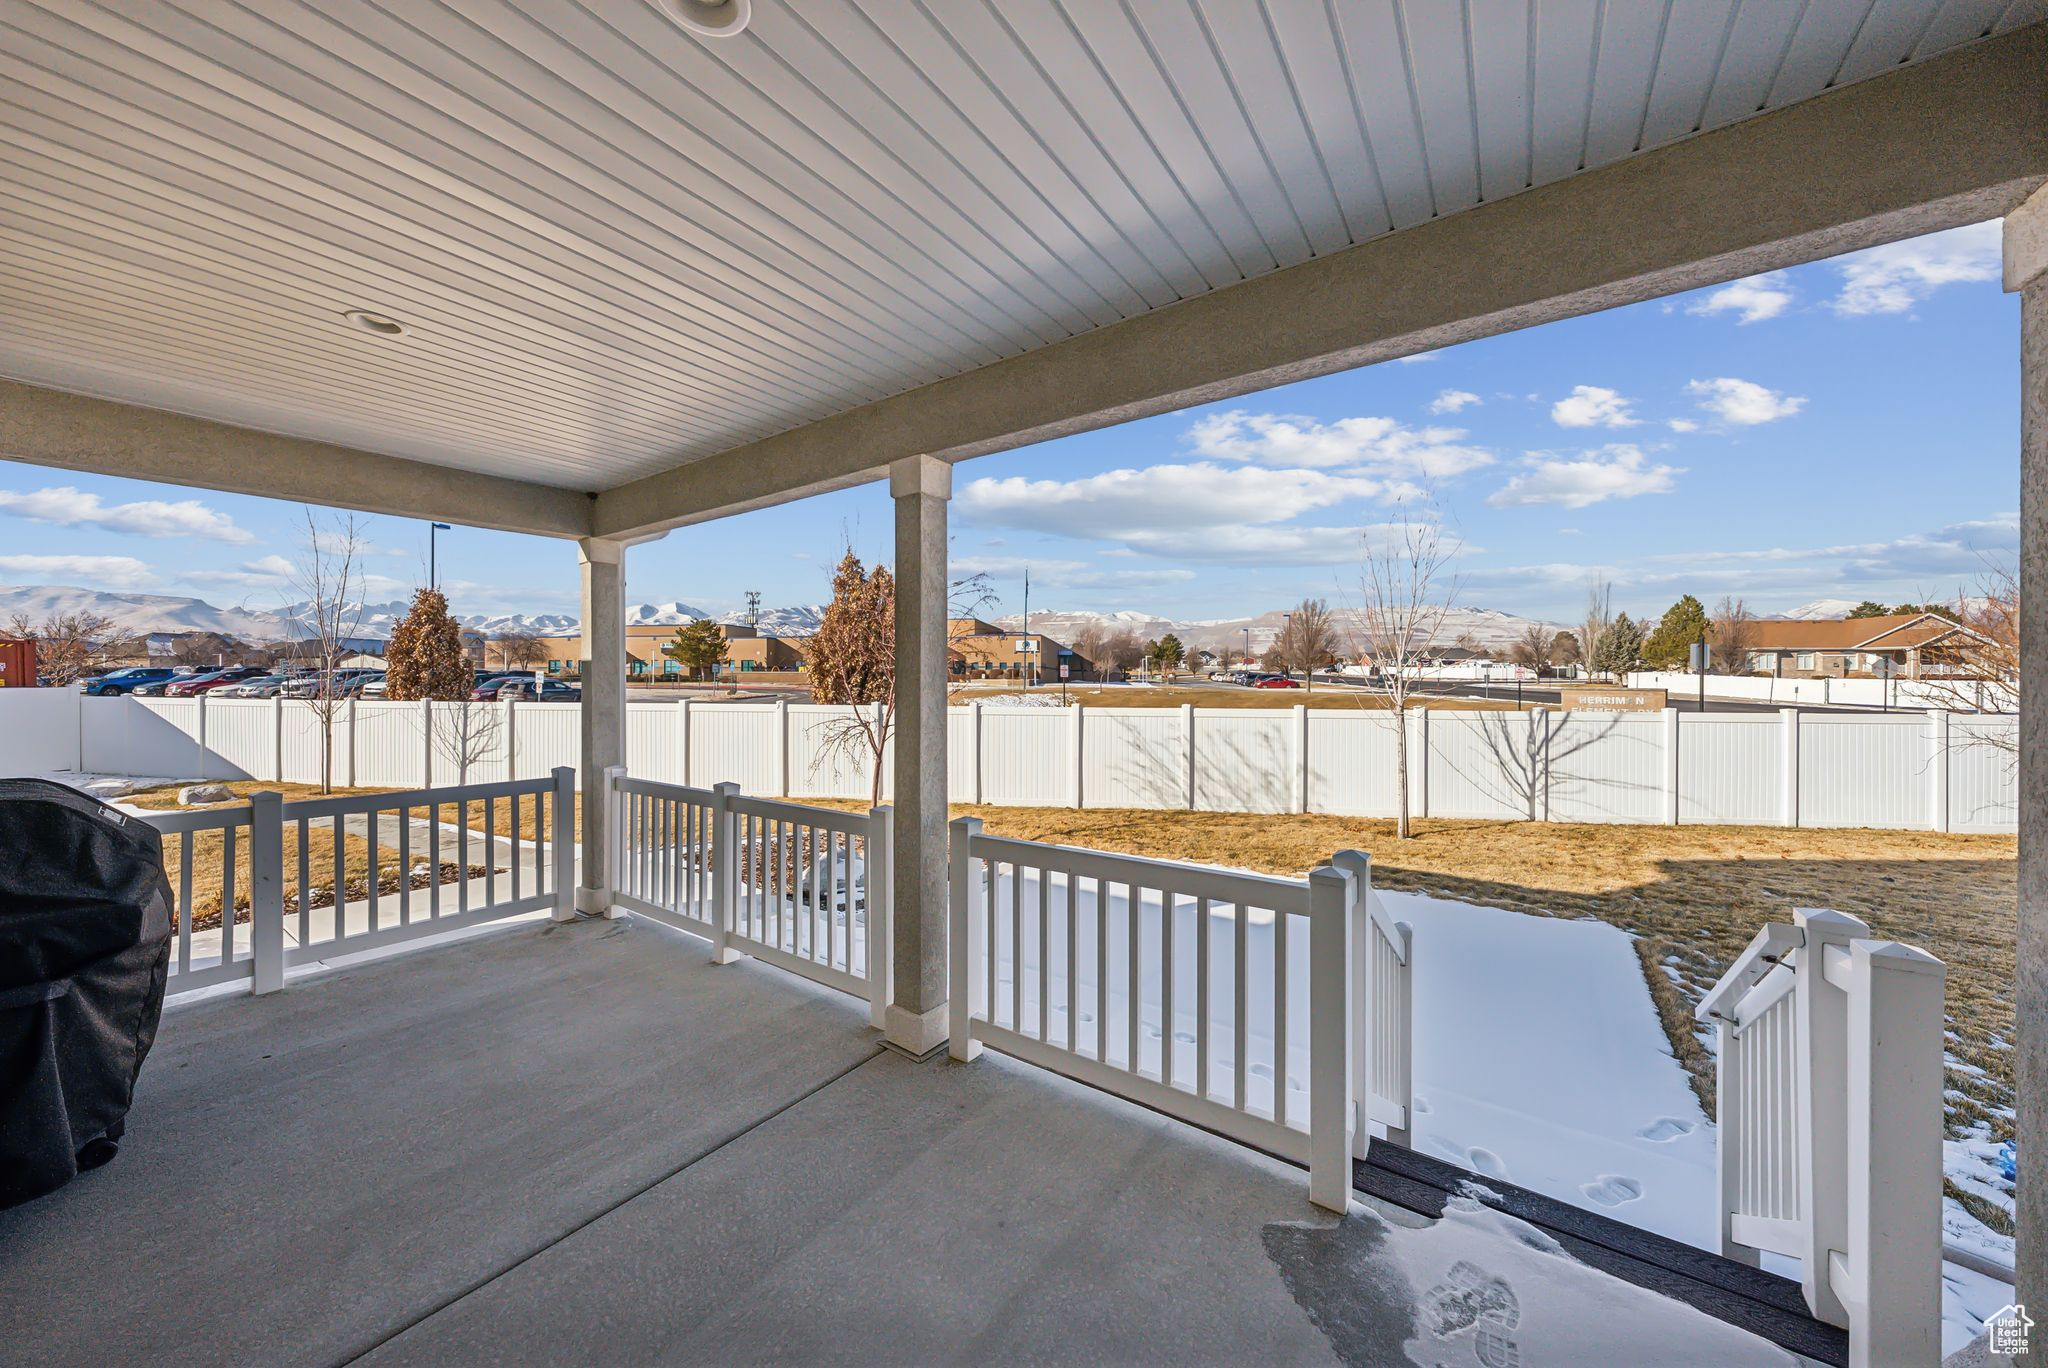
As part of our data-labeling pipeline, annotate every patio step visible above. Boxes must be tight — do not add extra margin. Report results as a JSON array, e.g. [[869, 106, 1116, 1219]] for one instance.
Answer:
[[1353, 1144, 1850, 1367]]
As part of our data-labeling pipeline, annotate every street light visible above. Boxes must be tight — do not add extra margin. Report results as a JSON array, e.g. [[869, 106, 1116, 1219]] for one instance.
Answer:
[[428, 522, 452, 589]]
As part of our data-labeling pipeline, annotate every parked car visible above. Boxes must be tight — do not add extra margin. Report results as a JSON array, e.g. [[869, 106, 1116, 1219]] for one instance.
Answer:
[[469, 673, 537, 701], [79, 667, 177, 696], [224, 675, 290, 698], [1251, 674, 1301, 689], [359, 675, 388, 698], [164, 666, 267, 697], [497, 679, 580, 703]]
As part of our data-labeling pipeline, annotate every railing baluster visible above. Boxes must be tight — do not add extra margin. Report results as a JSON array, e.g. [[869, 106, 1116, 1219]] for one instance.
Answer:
[[1161, 888, 1176, 1088], [221, 824, 238, 964], [1274, 908, 1289, 1126], [366, 803, 379, 929], [457, 796, 470, 916], [1037, 859, 1050, 1042], [333, 813, 346, 941], [178, 831, 193, 974], [1233, 903, 1248, 1111], [1126, 883, 1140, 1074], [1196, 896, 1211, 1102], [511, 793, 523, 906], [398, 800, 412, 926], [295, 817, 310, 945], [1095, 876, 1108, 1064], [1011, 859, 1025, 1032], [427, 804, 441, 922], [1065, 865, 1079, 1051], [985, 858, 999, 1029]]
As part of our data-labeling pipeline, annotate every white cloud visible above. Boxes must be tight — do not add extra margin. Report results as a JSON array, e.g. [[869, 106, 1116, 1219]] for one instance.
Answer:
[[1185, 410, 1492, 479], [0, 553, 156, 589], [1666, 418, 1699, 433], [1550, 386, 1639, 429], [1686, 376, 1805, 426], [184, 554, 298, 590], [959, 462, 1384, 539], [1393, 350, 1438, 364], [1830, 221, 1999, 316], [1486, 444, 1680, 509], [0, 485, 255, 543], [1429, 389, 1481, 414], [1686, 271, 1794, 324]]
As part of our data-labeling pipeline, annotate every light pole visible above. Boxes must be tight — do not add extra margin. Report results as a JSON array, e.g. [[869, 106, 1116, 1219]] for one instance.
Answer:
[[428, 522, 452, 589]]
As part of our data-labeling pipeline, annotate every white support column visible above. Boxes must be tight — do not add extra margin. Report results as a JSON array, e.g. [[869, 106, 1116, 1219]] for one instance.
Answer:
[[1663, 707, 1682, 826], [2008, 181, 2048, 1318], [577, 537, 628, 916], [887, 455, 951, 1054], [1780, 707, 1801, 828]]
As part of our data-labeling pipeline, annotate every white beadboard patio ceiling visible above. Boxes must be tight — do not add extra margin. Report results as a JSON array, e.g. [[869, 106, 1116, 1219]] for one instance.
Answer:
[[0, 0, 2040, 491]]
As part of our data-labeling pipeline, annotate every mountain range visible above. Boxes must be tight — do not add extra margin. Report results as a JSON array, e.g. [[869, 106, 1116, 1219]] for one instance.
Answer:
[[0, 583, 1887, 651]]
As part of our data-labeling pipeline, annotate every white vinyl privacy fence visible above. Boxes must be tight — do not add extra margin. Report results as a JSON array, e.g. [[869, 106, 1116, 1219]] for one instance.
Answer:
[[1, 692, 2017, 833]]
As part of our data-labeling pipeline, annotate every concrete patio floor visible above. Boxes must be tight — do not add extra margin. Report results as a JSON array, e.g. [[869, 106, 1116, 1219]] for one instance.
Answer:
[[1, 916, 1816, 1367]]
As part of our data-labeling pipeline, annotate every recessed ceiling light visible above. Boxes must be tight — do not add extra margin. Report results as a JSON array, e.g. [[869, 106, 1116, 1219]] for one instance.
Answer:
[[659, 0, 751, 39], [343, 309, 408, 337]]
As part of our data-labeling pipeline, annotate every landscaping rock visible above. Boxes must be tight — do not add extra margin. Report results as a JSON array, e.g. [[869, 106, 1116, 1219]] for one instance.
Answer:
[[177, 783, 235, 806]]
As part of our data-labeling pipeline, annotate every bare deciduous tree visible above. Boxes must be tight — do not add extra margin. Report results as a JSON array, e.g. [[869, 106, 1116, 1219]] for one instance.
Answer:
[[1354, 508, 1459, 840], [1103, 629, 1146, 681], [1509, 620, 1554, 675], [1708, 596, 1758, 675], [5, 610, 114, 685], [1072, 623, 1107, 681], [434, 696, 504, 788], [1271, 598, 1339, 690], [1578, 580, 1614, 679], [493, 630, 547, 672], [286, 509, 368, 794]]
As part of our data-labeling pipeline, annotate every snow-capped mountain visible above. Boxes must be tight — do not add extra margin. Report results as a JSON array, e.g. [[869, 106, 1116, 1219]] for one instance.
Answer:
[[624, 600, 716, 627], [1770, 598, 1864, 621], [0, 586, 295, 640], [992, 604, 1566, 654]]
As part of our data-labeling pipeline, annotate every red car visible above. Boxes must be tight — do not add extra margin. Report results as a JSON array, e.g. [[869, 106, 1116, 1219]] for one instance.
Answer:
[[1252, 674, 1301, 689], [165, 666, 268, 697]]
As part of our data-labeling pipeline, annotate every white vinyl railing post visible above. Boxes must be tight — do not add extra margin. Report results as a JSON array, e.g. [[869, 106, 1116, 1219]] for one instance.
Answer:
[[1332, 849, 1372, 1159], [1927, 708, 1950, 833], [1839, 940, 1946, 1368], [1070, 704, 1085, 810], [1712, 1009, 1758, 1265], [710, 781, 742, 964], [1663, 707, 1681, 825], [248, 789, 285, 995], [549, 766, 576, 922], [1781, 707, 1800, 828], [599, 764, 626, 919], [948, 815, 984, 1061], [866, 804, 894, 1028], [1292, 704, 1309, 813], [1307, 863, 1354, 1212], [1795, 907, 1868, 1329]]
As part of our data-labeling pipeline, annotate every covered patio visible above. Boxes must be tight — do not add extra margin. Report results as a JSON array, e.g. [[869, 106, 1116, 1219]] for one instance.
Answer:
[[2, 3, 2045, 1362], [3, 914, 1814, 1368]]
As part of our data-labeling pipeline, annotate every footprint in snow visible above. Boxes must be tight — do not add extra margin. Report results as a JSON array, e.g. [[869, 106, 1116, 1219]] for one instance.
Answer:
[[1412, 1095, 1432, 1114], [1635, 1117, 1695, 1143], [1466, 1148, 1508, 1179], [1581, 1175, 1644, 1207]]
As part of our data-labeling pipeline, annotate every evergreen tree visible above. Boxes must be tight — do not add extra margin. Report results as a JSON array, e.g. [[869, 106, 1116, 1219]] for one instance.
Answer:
[[385, 587, 471, 701], [1549, 630, 1582, 667], [1846, 600, 1891, 619], [1154, 632, 1185, 673], [661, 618, 729, 680], [1641, 594, 1709, 669], [1591, 612, 1644, 678]]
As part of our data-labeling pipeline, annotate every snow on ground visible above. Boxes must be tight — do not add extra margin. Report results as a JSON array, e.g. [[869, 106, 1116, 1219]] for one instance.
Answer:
[[22, 770, 184, 801], [1386, 890, 1722, 1250]]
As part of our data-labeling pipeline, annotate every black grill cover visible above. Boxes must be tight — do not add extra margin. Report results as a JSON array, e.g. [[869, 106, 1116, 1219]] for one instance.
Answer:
[[0, 778, 172, 1208]]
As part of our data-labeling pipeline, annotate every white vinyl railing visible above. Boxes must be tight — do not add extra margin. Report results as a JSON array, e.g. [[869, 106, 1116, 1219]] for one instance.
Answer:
[[604, 769, 892, 1027], [946, 818, 1412, 1211], [145, 769, 574, 996], [1697, 908, 1947, 1368]]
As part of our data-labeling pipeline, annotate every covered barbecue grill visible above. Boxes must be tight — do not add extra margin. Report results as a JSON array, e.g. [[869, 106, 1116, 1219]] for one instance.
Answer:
[[0, 778, 172, 1208]]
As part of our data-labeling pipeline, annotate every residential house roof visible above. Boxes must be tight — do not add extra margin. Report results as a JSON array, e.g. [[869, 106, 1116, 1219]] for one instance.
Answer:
[[1745, 614, 1971, 652]]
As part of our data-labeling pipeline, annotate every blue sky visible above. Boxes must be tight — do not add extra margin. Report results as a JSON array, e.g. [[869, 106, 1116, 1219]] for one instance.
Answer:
[[0, 222, 2017, 626]]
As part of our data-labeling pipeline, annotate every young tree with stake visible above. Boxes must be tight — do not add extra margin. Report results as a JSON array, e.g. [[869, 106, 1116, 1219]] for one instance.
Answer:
[[1355, 508, 1458, 840]]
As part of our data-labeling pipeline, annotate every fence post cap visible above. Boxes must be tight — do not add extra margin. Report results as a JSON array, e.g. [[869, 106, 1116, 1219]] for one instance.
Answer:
[[1856, 939, 1945, 977], [1795, 907, 1870, 938], [949, 814, 982, 834], [711, 779, 741, 796], [1330, 848, 1371, 875]]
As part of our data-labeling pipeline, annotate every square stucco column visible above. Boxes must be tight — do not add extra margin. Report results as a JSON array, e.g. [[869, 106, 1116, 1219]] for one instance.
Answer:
[[2008, 183, 2048, 1316], [576, 536, 627, 916], [887, 455, 951, 1054]]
